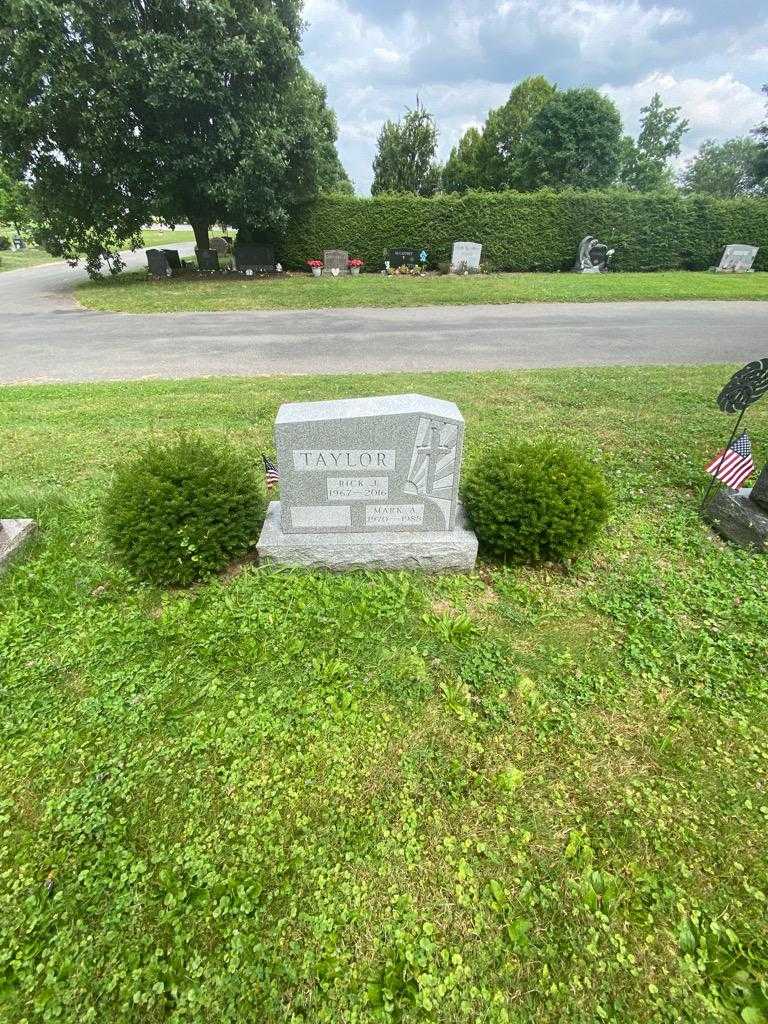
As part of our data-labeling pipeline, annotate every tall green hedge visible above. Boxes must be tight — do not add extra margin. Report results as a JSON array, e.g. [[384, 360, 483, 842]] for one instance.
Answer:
[[280, 189, 768, 272]]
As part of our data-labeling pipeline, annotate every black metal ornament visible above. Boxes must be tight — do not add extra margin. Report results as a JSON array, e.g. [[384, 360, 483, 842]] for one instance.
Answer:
[[716, 357, 768, 413]]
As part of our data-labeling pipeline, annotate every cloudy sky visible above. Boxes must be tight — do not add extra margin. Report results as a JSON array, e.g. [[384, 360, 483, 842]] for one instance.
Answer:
[[301, 0, 768, 194]]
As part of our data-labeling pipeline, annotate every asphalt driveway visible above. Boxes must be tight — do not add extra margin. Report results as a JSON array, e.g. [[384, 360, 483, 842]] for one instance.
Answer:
[[1, 251, 766, 383]]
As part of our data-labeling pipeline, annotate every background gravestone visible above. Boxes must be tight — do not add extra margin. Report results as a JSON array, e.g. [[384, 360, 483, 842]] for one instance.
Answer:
[[714, 244, 759, 273], [161, 249, 183, 272], [573, 235, 614, 273], [146, 249, 172, 278], [0, 519, 36, 573], [389, 247, 419, 268], [257, 394, 478, 570], [450, 241, 482, 273], [234, 242, 275, 274], [196, 248, 220, 273], [751, 464, 768, 511], [323, 249, 349, 275]]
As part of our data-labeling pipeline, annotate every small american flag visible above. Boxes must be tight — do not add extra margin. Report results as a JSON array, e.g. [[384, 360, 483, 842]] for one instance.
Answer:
[[262, 454, 279, 490], [705, 432, 755, 489]]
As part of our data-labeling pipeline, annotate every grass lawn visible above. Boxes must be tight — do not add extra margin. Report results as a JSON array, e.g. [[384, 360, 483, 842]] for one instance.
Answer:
[[0, 227, 195, 274], [0, 242, 58, 272], [2, 367, 768, 1023], [75, 268, 768, 313]]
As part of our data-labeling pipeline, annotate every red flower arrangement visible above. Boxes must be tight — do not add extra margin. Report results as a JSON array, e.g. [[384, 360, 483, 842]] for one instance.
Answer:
[[306, 259, 324, 268], [347, 258, 364, 268]]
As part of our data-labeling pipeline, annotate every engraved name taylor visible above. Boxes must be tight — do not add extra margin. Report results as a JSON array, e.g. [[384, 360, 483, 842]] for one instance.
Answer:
[[292, 449, 396, 471]]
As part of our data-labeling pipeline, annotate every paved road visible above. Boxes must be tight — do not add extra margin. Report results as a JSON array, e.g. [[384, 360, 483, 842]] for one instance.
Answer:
[[1, 251, 766, 383]]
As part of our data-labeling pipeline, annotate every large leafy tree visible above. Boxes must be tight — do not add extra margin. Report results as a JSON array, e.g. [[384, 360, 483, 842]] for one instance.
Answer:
[[619, 93, 688, 191], [441, 127, 486, 193], [680, 138, 766, 197], [442, 77, 556, 193], [0, 0, 349, 273], [519, 88, 623, 190], [371, 100, 441, 196], [754, 83, 768, 182], [481, 76, 557, 190], [0, 161, 31, 233]]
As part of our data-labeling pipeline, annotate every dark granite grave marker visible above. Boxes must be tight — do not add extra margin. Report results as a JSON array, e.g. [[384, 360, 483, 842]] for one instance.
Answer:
[[196, 248, 220, 273], [161, 249, 183, 272], [388, 247, 420, 268], [146, 249, 172, 278], [234, 243, 275, 274]]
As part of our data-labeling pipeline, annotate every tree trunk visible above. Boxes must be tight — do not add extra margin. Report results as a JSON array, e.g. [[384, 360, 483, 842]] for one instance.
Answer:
[[191, 219, 210, 251]]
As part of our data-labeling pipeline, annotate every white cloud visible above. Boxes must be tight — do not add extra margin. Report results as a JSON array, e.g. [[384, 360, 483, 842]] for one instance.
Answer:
[[603, 72, 765, 141], [302, 0, 768, 192]]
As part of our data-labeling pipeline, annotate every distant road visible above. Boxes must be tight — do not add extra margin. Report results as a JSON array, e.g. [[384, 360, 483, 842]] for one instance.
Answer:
[[1, 251, 766, 383]]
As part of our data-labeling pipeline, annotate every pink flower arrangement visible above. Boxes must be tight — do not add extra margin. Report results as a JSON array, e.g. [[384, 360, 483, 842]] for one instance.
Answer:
[[348, 258, 364, 268], [306, 259, 324, 268]]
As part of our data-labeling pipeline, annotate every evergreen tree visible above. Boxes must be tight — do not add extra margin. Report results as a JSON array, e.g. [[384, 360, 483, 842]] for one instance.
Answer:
[[619, 93, 688, 191], [371, 100, 441, 196]]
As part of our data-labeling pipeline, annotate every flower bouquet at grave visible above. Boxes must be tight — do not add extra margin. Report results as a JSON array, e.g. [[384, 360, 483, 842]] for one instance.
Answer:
[[387, 264, 424, 277], [347, 258, 364, 276], [306, 259, 323, 277]]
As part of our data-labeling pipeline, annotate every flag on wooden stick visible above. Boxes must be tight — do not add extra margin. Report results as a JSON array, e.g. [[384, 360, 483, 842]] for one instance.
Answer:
[[262, 454, 279, 490], [705, 433, 755, 490]]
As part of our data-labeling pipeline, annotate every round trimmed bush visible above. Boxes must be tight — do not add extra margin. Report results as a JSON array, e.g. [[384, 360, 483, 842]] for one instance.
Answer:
[[463, 441, 609, 564], [104, 437, 265, 586]]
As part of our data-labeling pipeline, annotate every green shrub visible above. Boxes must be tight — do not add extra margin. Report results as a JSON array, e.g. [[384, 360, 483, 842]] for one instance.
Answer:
[[104, 437, 265, 586], [463, 441, 609, 564], [277, 189, 768, 272], [0, 235, 10, 250]]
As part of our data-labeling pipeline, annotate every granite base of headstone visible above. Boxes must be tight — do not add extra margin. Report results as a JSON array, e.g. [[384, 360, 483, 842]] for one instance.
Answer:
[[322, 249, 350, 276], [0, 519, 37, 574], [712, 244, 759, 274], [256, 394, 478, 572], [701, 485, 768, 552]]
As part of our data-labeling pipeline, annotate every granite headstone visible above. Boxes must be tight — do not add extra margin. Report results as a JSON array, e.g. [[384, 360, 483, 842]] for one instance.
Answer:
[[234, 242, 275, 274], [161, 249, 183, 272], [702, 486, 768, 552], [389, 247, 420, 268], [257, 394, 478, 570], [323, 249, 349, 275], [196, 248, 220, 273], [146, 248, 173, 278], [715, 244, 759, 273], [574, 235, 614, 273], [0, 519, 37, 573], [450, 241, 482, 273]]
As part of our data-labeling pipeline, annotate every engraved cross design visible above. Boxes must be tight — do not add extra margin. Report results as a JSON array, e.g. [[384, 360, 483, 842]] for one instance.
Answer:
[[416, 420, 451, 494]]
